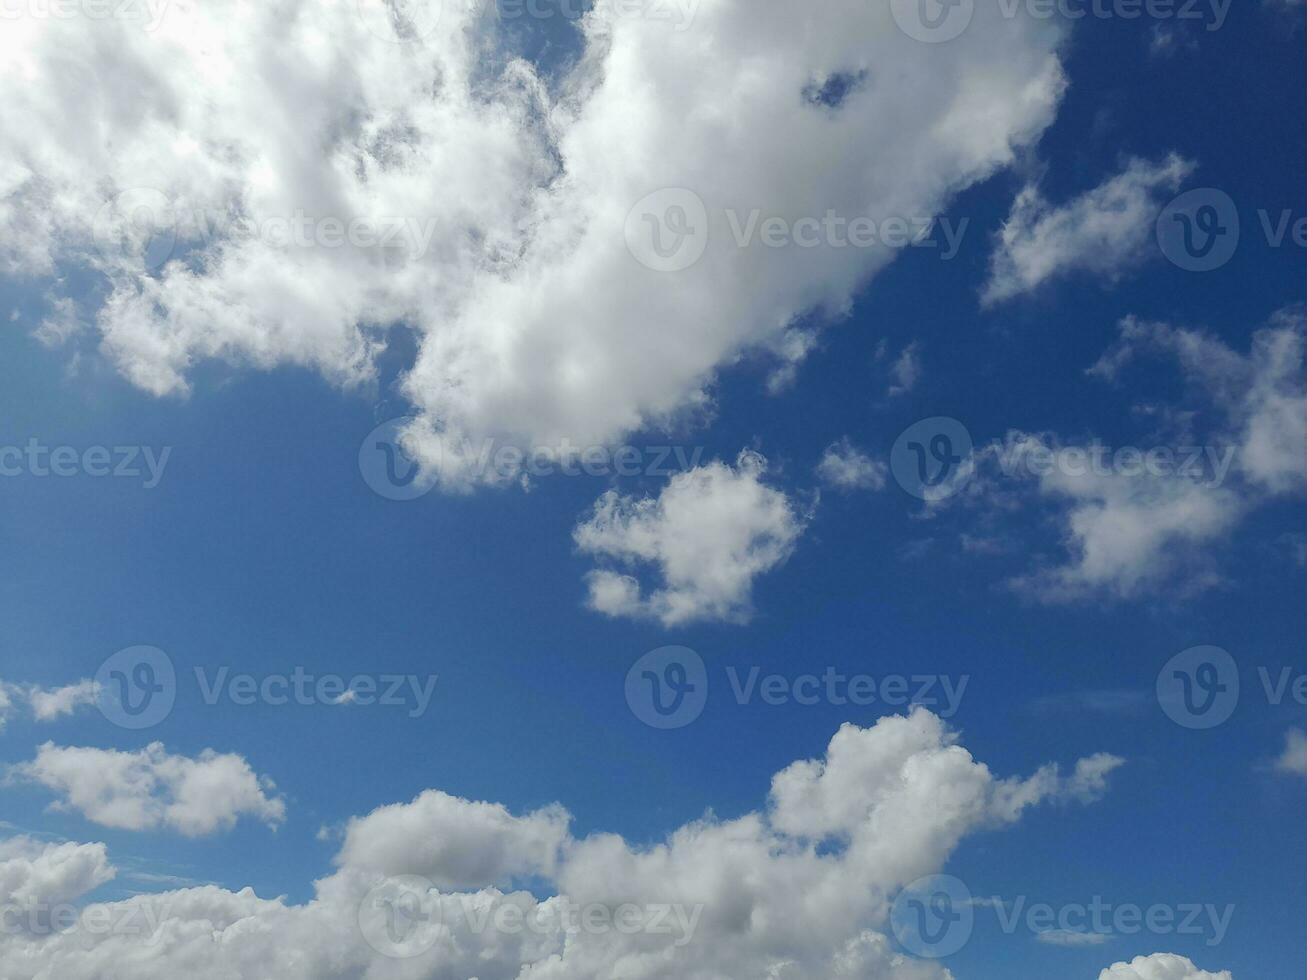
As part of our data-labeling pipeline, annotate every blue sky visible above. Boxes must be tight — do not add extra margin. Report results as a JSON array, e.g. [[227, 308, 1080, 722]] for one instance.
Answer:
[[0, 3, 1305, 980]]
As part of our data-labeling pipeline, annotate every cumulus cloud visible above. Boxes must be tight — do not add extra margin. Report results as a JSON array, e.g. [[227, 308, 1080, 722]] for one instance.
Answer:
[[994, 432, 1243, 601], [938, 309, 1307, 602], [0, 709, 1127, 979], [1, 1, 1069, 491], [982, 154, 1193, 305], [574, 450, 808, 625], [0, 836, 115, 910], [1099, 954, 1233, 980], [0, 679, 99, 727], [1274, 728, 1307, 777], [10, 743, 286, 837], [817, 438, 888, 492]]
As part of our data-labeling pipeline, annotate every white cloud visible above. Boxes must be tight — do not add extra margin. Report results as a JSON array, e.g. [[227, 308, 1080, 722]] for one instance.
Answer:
[[946, 309, 1307, 602], [26, 680, 98, 722], [982, 155, 1193, 305], [1, 2, 1069, 491], [0, 836, 115, 910], [817, 438, 888, 492], [1274, 728, 1307, 777], [0, 678, 99, 727], [574, 450, 808, 625], [1099, 954, 1233, 980], [335, 792, 570, 892], [0, 709, 1127, 980], [888, 343, 922, 397], [977, 432, 1243, 602], [1038, 928, 1112, 946], [11, 743, 286, 837]]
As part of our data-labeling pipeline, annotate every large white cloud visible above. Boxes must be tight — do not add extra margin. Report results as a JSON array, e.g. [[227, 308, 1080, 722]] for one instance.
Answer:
[[574, 449, 807, 625], [1, 0, 1068, 490], [10, 742, 286, 837], [0, 709, 1126, 979]]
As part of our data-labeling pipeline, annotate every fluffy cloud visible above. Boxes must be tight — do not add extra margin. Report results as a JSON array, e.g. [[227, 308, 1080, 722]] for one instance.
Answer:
[[817, 438, 888, 491], [0, 836, 114, 910], [982, 155, 1193, 305], [994, 432, 1243, 601], [0, 679, 98, 727], [0, 709, 1127, 979], [2, 1, 1069, 491], [574, 450, 808, 625], [10, 743, 286, 837], [1099, 954, 1232, 980], [1274, 728, 1307, 777], [940, 309, 1307, 601]]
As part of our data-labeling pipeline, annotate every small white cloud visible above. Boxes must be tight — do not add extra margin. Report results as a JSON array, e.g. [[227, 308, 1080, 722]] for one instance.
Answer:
[[982, 155, 1194, 305], [888, 343, 922, 397], [574, 450, 808, 626], [1275, 728, 1307, 778], [11, 742, 286, 837], [1038, 929, 1112, 946], [817, 438, 888, 492], [26, 680, 98, 722]]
